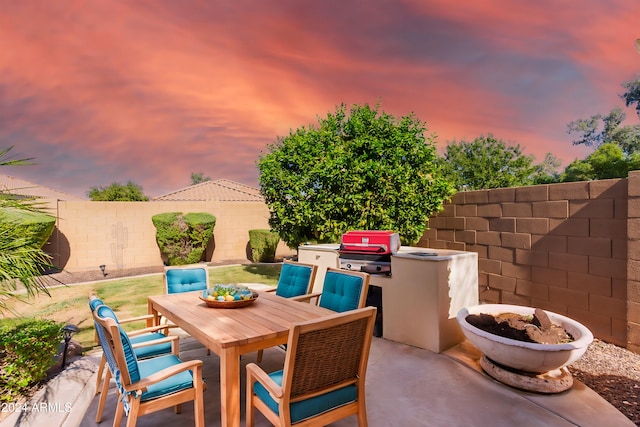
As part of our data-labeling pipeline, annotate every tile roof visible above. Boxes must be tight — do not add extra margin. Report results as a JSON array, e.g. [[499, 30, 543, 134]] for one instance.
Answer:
[[153, 179, 264, 202], [0, 174, 84, 200]]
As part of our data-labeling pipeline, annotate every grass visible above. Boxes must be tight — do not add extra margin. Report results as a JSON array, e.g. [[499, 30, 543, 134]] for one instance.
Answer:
[[0, 264, 282, 350]]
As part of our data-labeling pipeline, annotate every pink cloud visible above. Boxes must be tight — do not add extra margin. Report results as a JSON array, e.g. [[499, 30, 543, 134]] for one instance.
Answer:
[[0, 0, 638, 197]]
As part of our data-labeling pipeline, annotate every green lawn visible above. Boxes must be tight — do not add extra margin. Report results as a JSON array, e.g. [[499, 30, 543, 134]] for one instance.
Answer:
[[1, 264, 282, 350]]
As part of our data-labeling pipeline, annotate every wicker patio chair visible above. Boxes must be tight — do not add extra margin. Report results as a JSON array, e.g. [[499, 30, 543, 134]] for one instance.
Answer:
[[246, 306, 377, 426]]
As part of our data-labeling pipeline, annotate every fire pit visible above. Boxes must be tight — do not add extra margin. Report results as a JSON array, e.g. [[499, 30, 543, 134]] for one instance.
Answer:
[[457, 304, 594, 393]]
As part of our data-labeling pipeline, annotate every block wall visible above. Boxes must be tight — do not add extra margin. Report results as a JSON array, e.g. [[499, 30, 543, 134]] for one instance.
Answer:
[[419, 177, 631, 348], [45, 200, 295, 274]]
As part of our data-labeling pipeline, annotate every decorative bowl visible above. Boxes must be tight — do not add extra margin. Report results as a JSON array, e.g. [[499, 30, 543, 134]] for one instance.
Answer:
[[456, 304, 593, 373], [199, 284, 258, 309]]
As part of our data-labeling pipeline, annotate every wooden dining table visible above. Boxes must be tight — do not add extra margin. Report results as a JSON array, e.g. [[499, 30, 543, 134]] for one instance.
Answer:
[[147, 289, 334, 427]]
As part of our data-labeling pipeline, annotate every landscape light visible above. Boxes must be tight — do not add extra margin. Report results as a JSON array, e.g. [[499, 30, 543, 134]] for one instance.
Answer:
[[61, 324, 79, 370]]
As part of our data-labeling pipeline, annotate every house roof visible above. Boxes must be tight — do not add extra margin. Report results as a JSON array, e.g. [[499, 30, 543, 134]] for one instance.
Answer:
[[0, 174, 84, 201], [152, 179, 264, 202]]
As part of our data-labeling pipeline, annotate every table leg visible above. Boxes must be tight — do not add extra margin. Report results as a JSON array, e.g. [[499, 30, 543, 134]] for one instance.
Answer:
[[147, 300, 159, 327], [219, 346, 241, 427]]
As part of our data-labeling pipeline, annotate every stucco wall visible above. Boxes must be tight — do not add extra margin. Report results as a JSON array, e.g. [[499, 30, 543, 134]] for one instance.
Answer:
[[45, 200, 294, 274], [419, 175, 632, 349]]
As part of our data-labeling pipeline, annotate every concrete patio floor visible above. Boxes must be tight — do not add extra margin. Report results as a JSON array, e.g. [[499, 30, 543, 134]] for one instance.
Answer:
[[74, 335, 632, 427]]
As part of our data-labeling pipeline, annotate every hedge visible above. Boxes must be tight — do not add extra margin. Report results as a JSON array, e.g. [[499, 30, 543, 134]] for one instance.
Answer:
[[151, 212, 216, 265]]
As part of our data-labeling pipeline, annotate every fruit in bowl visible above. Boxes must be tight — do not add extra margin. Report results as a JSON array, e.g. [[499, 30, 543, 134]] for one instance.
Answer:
[[200, 284, 258, 308]]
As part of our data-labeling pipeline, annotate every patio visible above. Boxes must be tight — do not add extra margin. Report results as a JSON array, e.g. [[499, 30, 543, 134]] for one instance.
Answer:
[[71, 334, 631, 427]]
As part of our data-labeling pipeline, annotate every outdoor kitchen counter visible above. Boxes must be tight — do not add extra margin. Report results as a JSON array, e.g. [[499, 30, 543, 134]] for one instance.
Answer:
[[298, 244, 478, 353]]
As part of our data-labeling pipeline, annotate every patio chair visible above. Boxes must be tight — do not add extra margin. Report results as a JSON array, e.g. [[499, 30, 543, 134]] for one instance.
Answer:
[[266, 260, 318, 298], [164, 264, 209, 294], [163, 264, 211, 355], [293, 267, 370, 313], [89, 295, 179, 423], [246, 306, 377, 426], [93, 304, 205, 427], [256, 260, 318, 363]]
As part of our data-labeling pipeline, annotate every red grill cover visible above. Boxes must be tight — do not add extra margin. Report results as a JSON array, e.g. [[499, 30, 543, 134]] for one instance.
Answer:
[[339, 230, 400, 255]]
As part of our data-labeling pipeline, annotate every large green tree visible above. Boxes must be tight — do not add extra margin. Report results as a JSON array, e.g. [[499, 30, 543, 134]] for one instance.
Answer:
[[567, 106, 640, 154], [87, 181, 149, 201], [562, 143, 640, 182], [0, 147, 58, 312], [439, 135, 542, 190], [258, 103, 454, 248]]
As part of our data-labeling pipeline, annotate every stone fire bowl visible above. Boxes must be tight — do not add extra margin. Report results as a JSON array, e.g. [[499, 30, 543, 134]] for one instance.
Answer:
[[457, 304, 594, 373]]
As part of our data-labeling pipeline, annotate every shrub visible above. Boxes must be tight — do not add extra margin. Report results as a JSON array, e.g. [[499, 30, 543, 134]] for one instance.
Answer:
[[0, 318, 63, 402], [0, 207, 56, 248], [151, 212, 216, 265], [248, 229, 280, 262]]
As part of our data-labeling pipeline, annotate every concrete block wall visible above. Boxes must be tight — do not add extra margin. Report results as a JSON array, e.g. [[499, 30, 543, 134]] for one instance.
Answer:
[[46, 200, 295, 274], [419, 177, 631, 348]]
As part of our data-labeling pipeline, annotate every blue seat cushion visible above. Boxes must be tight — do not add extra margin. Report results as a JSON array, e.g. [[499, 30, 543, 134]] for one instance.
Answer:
[[130, 332, 172, 359], [319, 272, 363, 312], [137, 355, 194, 401], [89, 298, 104, 312], [253, 370, 356, 423], [166, 268, 208, 294], [275, 264, 313, 298], [95, 305, 142, 383]]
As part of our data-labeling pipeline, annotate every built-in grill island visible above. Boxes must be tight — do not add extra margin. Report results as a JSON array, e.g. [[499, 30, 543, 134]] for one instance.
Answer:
[[338, 230, 400, 275], [298, 240, 479, 353]]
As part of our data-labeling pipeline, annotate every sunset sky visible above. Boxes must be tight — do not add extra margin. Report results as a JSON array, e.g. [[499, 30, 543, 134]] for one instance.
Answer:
[[1, 1, 639, 198]]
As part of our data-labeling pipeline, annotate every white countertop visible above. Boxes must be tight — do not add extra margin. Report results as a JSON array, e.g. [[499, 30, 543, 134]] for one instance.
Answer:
[[298, 243, 476, 261]]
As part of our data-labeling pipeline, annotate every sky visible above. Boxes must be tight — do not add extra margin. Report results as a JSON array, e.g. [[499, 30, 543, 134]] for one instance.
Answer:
[[1, 0, 639, 199]]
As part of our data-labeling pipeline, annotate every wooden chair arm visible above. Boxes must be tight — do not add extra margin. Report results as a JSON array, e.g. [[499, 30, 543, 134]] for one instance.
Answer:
[[130, 335, 178, 349], [246, 363, 283, 399], [290, 292, 321, 305], [126, 359, 203, 394], [118, 314, 155, 324], [126, 324, 178, 337]]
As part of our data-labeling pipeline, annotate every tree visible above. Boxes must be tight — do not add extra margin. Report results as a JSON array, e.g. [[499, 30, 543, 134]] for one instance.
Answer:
[[622, 77, 640, 118], [561, 143, 640, 182], [567, 107, 640, 154], [439, 135, 539, 190], [0, 146, 59, 312], [532, 153, 562, 184], [257, 103, 455, 248], [87, 181, 149, 201], [190, 172, 211, 185]]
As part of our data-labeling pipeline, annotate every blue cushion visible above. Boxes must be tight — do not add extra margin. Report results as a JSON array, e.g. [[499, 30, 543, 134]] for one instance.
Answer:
[[130, 332, 172, 359], [118, 325, 141, 383], [94, 304, 171, 359], [275, 264, 313, 298], [89, 298, 104, 312], [319, 272, 364, 312], [95, 304, 140, 381], [95, 304, 119, 323], [253, 370, 357, 423], [166, 268, 208, 294], [137, 355, 194, 401]]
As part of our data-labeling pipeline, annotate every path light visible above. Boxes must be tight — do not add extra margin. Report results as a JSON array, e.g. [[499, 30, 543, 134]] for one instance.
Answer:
[[99, 264, 107, 277], [61, 324, 79, 371]]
